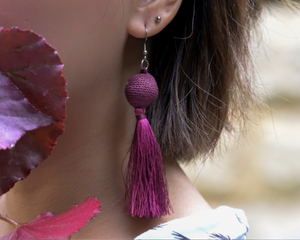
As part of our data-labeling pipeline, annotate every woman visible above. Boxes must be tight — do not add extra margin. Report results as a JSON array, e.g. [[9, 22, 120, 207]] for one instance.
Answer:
[[0, 0, 262, 238]]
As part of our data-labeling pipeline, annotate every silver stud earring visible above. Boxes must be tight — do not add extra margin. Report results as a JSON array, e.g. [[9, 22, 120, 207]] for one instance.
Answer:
[[155, 16, 162, 23]]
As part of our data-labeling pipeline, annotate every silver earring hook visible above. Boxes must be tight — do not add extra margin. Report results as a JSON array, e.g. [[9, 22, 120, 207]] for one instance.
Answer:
[[145, 27, 148, 43], [141, 27, 149, 70]]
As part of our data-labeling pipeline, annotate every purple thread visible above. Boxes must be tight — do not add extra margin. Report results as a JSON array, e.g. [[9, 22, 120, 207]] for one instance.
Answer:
[[125, 71, 158, 108], [136, 114, 147, 121], [124, 117, 172, 218], [135, 108, 147, 121], [124, 70, 172, 218]]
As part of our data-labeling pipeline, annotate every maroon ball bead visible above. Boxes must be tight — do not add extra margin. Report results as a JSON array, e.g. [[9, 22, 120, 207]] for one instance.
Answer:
[[125, 72, 159, 108]]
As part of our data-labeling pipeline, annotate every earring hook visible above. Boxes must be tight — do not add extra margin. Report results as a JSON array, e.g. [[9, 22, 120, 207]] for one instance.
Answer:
[[141, 27, 149, 70]]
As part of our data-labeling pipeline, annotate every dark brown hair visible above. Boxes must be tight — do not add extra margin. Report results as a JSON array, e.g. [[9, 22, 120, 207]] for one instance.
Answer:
[[148, 0, 263, 162]]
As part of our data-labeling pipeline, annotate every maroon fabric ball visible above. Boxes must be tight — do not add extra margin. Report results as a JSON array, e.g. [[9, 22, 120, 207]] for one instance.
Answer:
[[125, 72, 159, 108]]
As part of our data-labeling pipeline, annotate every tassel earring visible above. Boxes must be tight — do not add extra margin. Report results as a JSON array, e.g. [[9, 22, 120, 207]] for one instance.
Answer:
[[124, 27, 172, 219]]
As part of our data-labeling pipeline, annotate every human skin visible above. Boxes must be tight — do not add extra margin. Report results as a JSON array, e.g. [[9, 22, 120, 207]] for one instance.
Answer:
[[0, 0, 211, 238]]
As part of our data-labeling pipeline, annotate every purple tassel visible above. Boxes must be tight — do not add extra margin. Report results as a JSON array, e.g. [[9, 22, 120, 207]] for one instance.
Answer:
[[124, 69, 172, 218]]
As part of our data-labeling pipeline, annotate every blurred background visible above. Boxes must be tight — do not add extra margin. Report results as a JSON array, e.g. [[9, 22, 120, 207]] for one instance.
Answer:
[[182, 2, 300, 239]]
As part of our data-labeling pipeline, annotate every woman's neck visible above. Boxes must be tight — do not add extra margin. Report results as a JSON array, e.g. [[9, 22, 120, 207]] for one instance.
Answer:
[[0, 42, 211, 239], [0, 109, 211, 238], [0, 145, 211, 239]]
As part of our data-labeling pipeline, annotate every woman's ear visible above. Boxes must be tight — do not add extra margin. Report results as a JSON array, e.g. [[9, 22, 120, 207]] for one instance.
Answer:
[[128, 0, 182, 38]]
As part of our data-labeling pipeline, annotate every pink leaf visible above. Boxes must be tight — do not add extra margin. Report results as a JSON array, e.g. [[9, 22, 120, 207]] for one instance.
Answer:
[[0, 27, 68, 195], [0, 197, 101, 240]]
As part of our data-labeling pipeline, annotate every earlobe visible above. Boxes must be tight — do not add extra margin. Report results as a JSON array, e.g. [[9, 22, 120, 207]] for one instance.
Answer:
[[128, 0, 182, 38]]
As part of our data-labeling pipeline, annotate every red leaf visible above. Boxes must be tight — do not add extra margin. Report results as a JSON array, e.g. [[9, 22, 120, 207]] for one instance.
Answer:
[[0, 27, 68, 195], [0, 197, 101, 240], [0, 73, 55, 150]]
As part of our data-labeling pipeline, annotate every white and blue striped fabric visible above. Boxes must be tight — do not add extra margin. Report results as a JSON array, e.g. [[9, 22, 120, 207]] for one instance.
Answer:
[[135, 206, 249, 240]]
